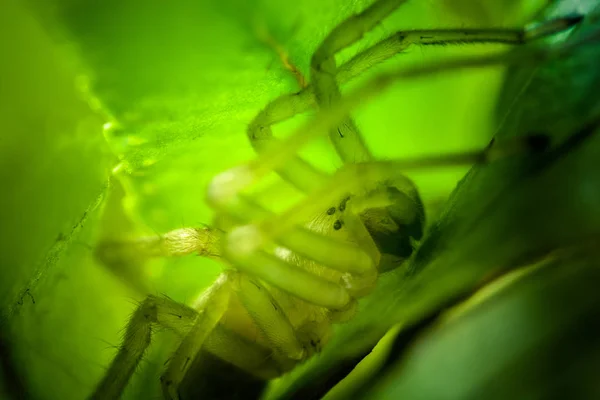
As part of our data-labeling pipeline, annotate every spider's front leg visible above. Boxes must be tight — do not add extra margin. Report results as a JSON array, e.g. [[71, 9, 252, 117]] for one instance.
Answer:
[[91, 226, 226, 399], [92, 226, 222, 295], [90, 273, 231, 400], [90, 295, 198, 399]]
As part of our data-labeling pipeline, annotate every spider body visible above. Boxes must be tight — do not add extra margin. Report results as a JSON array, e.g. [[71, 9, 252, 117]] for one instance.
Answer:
[[95, 176, 423, 399], [90, 1, 582, 398], [184, 180, 422, 398]]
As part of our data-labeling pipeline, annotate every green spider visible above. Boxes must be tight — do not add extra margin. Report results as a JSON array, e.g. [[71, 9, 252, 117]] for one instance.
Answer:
[[90, 1, 582, 398]]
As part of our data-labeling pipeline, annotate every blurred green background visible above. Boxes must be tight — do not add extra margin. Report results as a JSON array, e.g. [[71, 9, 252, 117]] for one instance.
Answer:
[[1, 0, 599, 399]]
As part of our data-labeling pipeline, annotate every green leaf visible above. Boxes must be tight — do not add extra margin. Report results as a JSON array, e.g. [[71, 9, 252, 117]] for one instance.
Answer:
[[0, 1, 117, 399], [365, 248, 600, 400]]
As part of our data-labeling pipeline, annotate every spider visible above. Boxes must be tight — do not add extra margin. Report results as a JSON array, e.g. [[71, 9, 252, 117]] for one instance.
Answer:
[[90, 1, 582, 398]]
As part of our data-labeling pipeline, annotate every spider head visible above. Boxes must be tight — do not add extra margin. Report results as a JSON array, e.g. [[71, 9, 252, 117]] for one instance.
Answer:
[[358, 185, 425, 273]]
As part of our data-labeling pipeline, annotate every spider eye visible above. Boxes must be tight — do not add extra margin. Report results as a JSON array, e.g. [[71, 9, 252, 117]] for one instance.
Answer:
[[333, 220, 343, 230], [339, 196, 350, 211], [327, 207, 336, 215]]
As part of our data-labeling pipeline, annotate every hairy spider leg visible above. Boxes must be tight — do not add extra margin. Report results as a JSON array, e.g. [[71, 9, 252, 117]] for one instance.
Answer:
[[95, 227, 222, 267], [92, 230, 356, 398], [90, 295, 199, 399], [311, 16, 582, 162], [310, 0, 409, 163], [160, 274, 231, 399], [212, 13, 582, 202]]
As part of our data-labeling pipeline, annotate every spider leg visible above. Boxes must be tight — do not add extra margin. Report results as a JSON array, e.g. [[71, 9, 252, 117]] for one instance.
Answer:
[[95, 226, 222, 267], [223, 240, 352, 309], [93, 226, 222, 296], [236, 275, 339, 361], [311, 0, 581, 162], [246, 0, 409, 190], [227, 12, 582, 205], [309, 0, 405, 163], [160, 273, 231, 400], [248, 95, 330, 193], [212, 22, 584, 206], [246, 14, 576, 190], [234, 275, 308, 361], [89, 296, 198, 400]]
